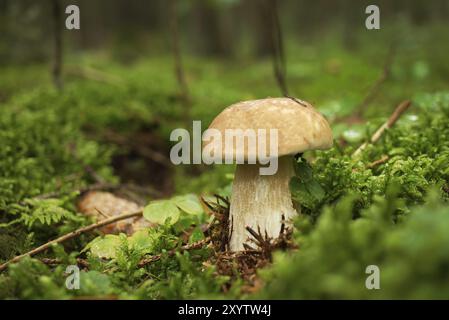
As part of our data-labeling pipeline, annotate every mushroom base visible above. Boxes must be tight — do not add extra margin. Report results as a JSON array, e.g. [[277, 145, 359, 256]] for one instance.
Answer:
[[229, 155, 298, 251]]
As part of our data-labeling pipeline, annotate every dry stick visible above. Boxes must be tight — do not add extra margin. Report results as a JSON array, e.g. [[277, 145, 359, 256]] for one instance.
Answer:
[[354, 44, 396, 118], [40, 257, 89, 269], [353, 100, 412, 157], [51, 0, 63, 91], [0, 210, 142, 272], [367, 155, 390, 169]]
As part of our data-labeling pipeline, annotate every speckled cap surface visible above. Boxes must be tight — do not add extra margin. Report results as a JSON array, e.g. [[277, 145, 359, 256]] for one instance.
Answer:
[[203, 97, 333, 160]]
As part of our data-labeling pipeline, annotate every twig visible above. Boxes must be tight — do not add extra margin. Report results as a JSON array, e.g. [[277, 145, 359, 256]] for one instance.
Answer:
[[265, 0, 288, 96], [0, 210, 142, 272], [40, 257, 89, 269], [246, 226, 266, 246], [286, 96, 308, 108], [354, 43, 396, 117], [201, 195, 231, 252], [367, 155, 390, 169], [138, 237, 211, 268], [353, 100, 412, 157], [95, 207, 110, 219]]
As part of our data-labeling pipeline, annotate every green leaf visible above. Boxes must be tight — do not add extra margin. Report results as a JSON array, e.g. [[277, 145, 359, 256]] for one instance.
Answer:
[[79, 271, 113, 295], [294, 159, 313, 181], [172, 194, 203, 215], [307, 180, 326, 202], [83, 235, 121, 259], [290, 177, 317, 210], [128, 230, 157, 254], [290, 158, 326, 210], [143, 200, 180, 225]]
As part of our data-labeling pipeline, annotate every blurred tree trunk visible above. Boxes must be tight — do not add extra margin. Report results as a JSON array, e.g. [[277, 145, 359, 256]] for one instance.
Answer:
[[169, 0, 190, 115], [0, 0, 7, 13], [251, 0, 272, 57], [51, 0, 63, 91], [342, 0, 359, 50], [191, 0, 232, 56], [0, 0, 7, 30]]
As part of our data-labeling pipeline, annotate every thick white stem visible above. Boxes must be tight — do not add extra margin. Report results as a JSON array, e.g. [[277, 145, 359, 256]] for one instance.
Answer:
[[228, 155, 298, 251]]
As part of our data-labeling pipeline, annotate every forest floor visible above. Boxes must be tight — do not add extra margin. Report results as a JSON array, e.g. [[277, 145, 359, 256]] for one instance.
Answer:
[[1, 24, 449, 299]]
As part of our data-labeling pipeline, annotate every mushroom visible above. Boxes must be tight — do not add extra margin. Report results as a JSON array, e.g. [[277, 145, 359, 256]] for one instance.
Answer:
[[204, 97, 333, 251]]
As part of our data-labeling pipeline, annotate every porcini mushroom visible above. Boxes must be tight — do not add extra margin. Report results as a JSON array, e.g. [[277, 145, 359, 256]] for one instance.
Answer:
[[204, 97, 333, 251]]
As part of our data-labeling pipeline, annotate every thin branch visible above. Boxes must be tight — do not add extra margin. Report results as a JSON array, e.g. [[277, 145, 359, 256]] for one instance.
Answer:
[[40, 257, 89, 269], [353, 100, 412, 157], [367, 155, 390, 169], [265, 0, 288, 96], [0, 210, 143, 272], [95, 207, 111, 219]]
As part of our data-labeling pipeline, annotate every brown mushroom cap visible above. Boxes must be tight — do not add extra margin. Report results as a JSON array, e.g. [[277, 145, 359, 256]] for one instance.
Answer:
[[203, 97, 333, 160]]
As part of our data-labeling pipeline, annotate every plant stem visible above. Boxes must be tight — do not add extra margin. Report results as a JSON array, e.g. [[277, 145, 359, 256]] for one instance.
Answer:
[[353, 100, 412, 157]]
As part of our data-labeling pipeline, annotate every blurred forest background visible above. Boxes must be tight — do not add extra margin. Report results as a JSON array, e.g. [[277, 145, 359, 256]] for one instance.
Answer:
[[1, 0, 449, 299], [1, 0, 448, 194], [2, 0, 449, 61]]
